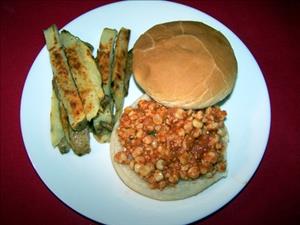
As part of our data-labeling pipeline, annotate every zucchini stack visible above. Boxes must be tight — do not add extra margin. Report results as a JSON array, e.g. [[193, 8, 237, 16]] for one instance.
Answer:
[[45, 25, 131, 156]]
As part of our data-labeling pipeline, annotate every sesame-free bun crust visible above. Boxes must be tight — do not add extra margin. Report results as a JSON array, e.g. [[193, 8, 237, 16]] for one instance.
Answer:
[[133, 21, 237, 109], [110, 94, 228, 201]]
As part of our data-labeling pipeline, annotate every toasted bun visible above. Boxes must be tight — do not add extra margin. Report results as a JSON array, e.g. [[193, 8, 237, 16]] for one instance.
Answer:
[[110, 94, 228, 201], [133, 21, 237, 109]]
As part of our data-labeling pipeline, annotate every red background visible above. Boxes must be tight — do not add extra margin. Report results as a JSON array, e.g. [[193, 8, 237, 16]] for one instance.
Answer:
[[1, 1, 299, 224]]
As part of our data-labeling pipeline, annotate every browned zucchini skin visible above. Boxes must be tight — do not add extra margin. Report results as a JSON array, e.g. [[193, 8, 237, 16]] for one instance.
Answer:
[[44, 25, 87, 131]]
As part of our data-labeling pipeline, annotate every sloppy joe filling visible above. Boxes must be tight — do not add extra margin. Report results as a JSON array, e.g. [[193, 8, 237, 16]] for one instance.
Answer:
[[114, 99, 227, 190]]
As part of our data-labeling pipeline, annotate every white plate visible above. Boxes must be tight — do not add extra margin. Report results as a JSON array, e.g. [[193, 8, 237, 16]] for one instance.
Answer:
[[20, 1, 271, 224]]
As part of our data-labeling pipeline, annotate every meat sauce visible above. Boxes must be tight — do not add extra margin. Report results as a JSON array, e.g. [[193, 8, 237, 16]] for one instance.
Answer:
[[114, 99, 227, 190]]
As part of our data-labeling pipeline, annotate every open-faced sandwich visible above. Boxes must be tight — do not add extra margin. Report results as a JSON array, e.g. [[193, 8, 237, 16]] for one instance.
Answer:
[[110, 21, 237, 200]]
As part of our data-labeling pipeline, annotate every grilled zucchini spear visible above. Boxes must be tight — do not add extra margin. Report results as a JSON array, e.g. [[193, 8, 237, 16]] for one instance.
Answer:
[[59, 101, 90, 156], [93, 28, 117, 142], [60, 30, 104, 122], [50, 89, 70, 154], [44, 25, 87, 131], [97, 28, 118, 98], [124, 49, 133, 97], [111, 28, 131, 123], [50, 82, 90, 155]]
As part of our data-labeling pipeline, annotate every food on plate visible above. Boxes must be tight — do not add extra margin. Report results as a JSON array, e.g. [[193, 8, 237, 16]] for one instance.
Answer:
[[111, 28, 131, 123], [44, 25, 87, 131], [50, 86, 90, 156], [110, 21, 237, 200], [133, 21, 237, 109], [50, 89, 70, 154], [93, 28, 118, 142], [45, 24, 132, 155], [111, 95, 228, 200], [96, 28, 118, 100], [124, 49, 133, 97], [60, 30, 105, 122], [59, 98, 90, 155]]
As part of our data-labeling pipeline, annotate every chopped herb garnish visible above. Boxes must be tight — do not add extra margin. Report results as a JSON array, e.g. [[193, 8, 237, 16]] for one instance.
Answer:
[[148, 130, 156, 136]]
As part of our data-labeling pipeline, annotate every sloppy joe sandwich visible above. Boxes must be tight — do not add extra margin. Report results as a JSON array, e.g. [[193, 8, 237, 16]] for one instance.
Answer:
[[110, 21, 237, 200]]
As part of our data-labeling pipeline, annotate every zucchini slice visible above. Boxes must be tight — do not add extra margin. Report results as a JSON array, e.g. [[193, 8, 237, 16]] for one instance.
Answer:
[[59, 101, 90, 156], [60, 30, 104, 121], [111, 27, 131, 123], [44, 25, 86, 131], [50, 88, 70, 154], [93, 28, 118, 138]]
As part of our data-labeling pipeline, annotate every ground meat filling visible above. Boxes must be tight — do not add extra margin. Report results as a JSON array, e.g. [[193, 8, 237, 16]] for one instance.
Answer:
[[114, 99, 227, 190]]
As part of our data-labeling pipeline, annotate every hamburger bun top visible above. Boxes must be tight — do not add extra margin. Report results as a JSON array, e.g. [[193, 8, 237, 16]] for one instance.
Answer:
[[133, 21, 237, 109]]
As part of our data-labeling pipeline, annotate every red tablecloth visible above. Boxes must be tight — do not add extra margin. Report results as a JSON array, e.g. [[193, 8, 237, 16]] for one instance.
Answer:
[[1, 1, 299, 224]]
